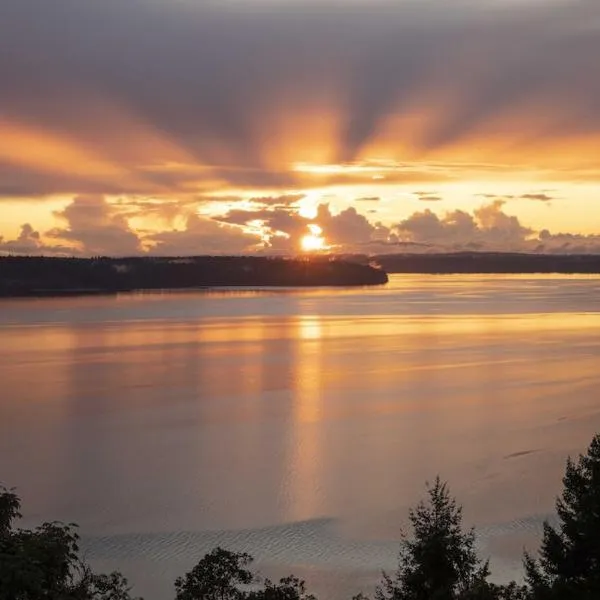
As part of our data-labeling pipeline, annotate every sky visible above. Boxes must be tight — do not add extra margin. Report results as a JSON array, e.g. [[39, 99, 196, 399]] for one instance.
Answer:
[[1, 0, 599, 256]]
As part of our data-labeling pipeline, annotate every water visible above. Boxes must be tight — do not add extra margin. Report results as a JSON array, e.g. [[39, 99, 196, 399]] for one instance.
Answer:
[[1, 274, 600, 599]]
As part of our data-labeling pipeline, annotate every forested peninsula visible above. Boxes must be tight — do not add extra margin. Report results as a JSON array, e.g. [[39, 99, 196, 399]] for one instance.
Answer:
[[0, 255, 388, 297]]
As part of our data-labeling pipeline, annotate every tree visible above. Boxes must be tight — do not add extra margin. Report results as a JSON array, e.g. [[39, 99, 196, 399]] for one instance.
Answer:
[[0, 487, 20, 537], [525, 433, 600, 600], [375, 477, 494, 600], [174, 548, 255, 600], [0, 486, 138, 600], [247, 575, 316, 600], [174, 550, 319, 600], [459, 581, 528, 600]]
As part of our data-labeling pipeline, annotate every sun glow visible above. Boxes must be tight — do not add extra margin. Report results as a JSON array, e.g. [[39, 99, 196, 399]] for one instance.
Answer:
[[300, 224, 325, 252]]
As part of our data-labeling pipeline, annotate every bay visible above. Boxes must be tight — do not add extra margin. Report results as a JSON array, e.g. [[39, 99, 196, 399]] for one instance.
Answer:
[[1, 274, 600, 599]]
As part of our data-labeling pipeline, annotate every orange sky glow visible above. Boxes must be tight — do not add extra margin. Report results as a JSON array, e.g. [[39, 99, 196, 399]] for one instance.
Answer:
[[0, 0, 598, 256]]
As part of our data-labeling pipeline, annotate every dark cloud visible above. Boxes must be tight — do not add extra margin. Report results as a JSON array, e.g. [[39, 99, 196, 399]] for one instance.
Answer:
[[355, 197, 380, 202], [0, 0, 598, 197]]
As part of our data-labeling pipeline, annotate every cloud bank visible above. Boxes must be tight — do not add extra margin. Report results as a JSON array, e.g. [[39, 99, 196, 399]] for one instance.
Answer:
[[2, 196, 600, 257]]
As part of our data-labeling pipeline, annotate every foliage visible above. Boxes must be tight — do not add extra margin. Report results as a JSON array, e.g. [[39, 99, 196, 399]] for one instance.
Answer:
[[0, 486, 138, 600], [174, 547, 255, 600], [247, 575, 317, 600], [375, 477, 494, 600], [524, 433, 600, 600], [459, 581, 528, 600], [0, 486, 20, 537], [174, 550, 318, 600]]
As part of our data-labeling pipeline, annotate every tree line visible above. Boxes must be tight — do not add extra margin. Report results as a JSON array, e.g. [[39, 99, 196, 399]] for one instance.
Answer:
[[3, 433, 600, 600]]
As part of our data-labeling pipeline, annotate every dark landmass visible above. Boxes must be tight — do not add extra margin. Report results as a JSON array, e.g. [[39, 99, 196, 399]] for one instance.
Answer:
[[3, 253, 599, 297], [372, 252, 600, 274], [0, 255, 388, 297]]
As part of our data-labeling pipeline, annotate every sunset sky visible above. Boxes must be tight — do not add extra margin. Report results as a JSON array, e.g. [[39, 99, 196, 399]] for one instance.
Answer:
[[1, 0, 599, 256]]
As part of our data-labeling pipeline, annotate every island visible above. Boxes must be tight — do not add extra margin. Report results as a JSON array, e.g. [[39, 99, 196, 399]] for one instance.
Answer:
[[0, 255, 388, 297]]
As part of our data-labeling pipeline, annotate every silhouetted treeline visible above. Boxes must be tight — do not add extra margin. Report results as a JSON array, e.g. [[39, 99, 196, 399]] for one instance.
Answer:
[[4, 432, 600, 599], [0, 256, 388, 297], [373, 252, 600, 274]]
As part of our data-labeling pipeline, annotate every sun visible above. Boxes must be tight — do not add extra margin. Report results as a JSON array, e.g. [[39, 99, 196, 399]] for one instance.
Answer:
[[300, 224, 325, 252], [301, 234, 325, 251]]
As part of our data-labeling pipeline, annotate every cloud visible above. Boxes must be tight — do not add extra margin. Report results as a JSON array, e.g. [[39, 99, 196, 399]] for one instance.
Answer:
[[392, 201, 534, 251], [3, 194, 599, 257], [216, 202, 384, 251], [475, 191, 559, 203], [520, 193, 556, 202], [536, 229, 600, 254], [0, 0, 598, 199], [316, 205, 378, 246], [146, 214, 261, 256], [0, 224, 43, 255], [414, 191, 443, 202], [47, 195, 143, 256]]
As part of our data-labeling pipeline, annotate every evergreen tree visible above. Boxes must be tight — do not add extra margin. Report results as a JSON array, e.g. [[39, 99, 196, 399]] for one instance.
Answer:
[[375, 477, 492, 600], [525, 433, 600, 600]]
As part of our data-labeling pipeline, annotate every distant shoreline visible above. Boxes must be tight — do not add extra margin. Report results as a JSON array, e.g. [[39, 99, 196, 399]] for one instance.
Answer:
[[374, 252, 600, 275]]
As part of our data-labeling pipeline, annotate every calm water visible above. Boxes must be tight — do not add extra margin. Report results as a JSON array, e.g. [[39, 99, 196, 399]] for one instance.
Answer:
[[1, 274, 600, 599]]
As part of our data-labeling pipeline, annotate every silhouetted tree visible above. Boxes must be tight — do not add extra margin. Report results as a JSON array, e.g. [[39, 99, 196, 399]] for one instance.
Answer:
[[525, 433, 600, 600], [460, 581, 528, 600], [375, 477, 499, 600], [175, 547, 255, 600], [0, 486, 138, 600], [247, 575, 316, 600], [174, 550, 320, 600], [0, 487, 19, 537]]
